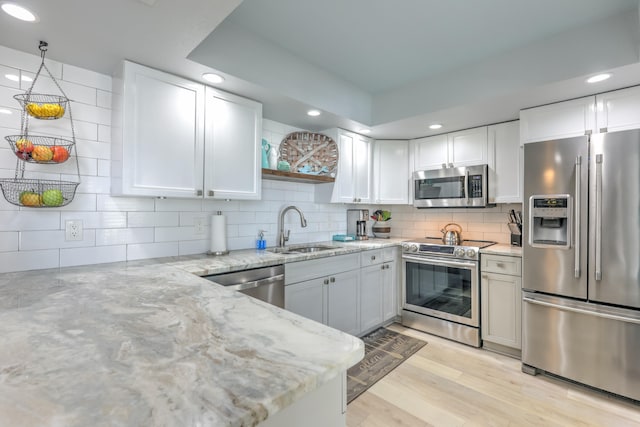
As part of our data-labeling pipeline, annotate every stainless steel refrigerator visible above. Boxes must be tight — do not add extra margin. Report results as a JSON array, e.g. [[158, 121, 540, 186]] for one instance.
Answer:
[[522, 129, 640, 402]]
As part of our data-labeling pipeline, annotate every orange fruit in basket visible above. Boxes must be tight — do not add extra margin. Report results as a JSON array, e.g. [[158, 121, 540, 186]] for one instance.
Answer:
[[51, 146, 69, 162], [19, 191, 42, 207], [32, 145, 54, 162]]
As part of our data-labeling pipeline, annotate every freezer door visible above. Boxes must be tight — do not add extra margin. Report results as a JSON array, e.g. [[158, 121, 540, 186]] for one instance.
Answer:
[[589, 130, 640, 309], [523, 136, 588, 298]]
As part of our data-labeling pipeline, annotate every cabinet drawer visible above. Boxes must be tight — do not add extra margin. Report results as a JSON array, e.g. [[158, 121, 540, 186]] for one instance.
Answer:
[[286, 253, 360, 284], [481, 254, 521, 276], [383, 247, 398, 262], [360, 249, 384, 267]]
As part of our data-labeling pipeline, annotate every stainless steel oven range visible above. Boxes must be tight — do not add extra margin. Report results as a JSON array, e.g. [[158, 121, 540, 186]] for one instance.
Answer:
[[401, 238, 495, 347]]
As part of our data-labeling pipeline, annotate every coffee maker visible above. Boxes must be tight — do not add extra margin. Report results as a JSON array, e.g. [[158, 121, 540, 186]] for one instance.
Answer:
[[347, 209, 369, 240]]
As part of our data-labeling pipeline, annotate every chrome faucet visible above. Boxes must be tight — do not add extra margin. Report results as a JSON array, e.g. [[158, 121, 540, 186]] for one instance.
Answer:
[[278, 205, 308, 247]]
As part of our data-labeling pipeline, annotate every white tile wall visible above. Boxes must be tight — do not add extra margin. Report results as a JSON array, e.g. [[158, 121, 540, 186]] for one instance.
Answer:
[[0, 44, 516, 274]]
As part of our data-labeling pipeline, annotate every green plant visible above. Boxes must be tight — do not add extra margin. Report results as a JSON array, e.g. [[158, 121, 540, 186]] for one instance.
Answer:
[[371, 210, 391, 221]]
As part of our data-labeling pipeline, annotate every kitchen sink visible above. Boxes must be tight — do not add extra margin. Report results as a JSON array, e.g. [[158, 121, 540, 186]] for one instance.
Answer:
[[267, 245, 335, 255]]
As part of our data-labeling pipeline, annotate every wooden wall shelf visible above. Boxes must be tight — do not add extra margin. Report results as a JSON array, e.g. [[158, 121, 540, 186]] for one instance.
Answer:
[[261, 168, 335, 184]]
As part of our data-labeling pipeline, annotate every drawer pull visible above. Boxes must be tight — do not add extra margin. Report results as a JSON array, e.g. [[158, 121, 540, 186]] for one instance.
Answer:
[[330, 277, 336, 283], [371, 255, 376, 261], [324, 279, 329, 285], [496, 262, 505, 268]]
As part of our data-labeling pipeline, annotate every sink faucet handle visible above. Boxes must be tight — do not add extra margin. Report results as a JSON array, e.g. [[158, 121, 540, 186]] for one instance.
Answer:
[[284, 229, 290, 242]]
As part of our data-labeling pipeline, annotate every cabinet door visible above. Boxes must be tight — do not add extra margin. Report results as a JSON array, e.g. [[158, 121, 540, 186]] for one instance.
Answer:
[[332, 131, 357, 203], [352, 134, 373, 203], [487, 121, 522, 203], [116, 61, 204, 197], [285, 279, 325, 324], [596, 86, 640, 134], [520, 96, 596, 144], [412, 135, 448, 170], [481, 272, 522, 349], [327, 270, 360, 335], [448, 127, 488, 166], [204, 87, 262, 200], [382, 261, 397, 322], [360, 264, 384, 333], [373, 140, 409, 204]]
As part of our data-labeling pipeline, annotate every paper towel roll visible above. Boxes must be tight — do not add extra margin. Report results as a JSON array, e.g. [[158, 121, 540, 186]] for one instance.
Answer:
[[209, 212, 229, 255]]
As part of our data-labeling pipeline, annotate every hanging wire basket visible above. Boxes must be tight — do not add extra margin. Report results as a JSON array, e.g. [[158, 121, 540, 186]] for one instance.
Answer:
[[13, 93, 68, 120], [0, 178, 79, 207], [5, 135, 75, 164]]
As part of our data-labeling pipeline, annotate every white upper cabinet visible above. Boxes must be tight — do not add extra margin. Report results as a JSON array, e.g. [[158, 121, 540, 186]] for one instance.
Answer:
[[411, 127, 488, 172], [447, 127, 488, 166], [319, 129, 372, 203], [519, 96, 596, 144], [596, 86, 640, 134], [111, 61, 261, 199], [112, 61, 205, 198], [373, 140, 409, 204], [204, 87, 262, 200], [487, 121, 522, 203]]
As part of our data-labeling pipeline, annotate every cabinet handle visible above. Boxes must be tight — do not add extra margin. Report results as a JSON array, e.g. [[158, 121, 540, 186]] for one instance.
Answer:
[[208, 190, 214, 197], [496, 263, 505, 268], [196, 190, 203, 196], [482, 275, 488, 279], [330, 277, 336, 283], [324, 279, 329, 285], [371, 255, 376, 261]]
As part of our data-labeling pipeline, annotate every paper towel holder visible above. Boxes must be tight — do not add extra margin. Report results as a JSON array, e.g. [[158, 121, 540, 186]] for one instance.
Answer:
[[207, 211, 230, 256]]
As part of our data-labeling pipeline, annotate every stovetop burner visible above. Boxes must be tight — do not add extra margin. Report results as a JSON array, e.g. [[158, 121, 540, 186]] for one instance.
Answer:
[[401, 237, 496, 260]]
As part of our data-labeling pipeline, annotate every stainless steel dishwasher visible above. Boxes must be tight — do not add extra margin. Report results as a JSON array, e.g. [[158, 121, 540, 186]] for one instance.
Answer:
[[203, 265, 285, 308]]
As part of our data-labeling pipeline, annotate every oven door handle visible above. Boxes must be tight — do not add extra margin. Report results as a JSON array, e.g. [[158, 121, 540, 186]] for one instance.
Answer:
[[402, 255, 477, 270]]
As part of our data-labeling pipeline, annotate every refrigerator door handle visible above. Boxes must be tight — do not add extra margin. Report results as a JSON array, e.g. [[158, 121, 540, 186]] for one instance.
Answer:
[[523, 296, 640, 325], [595, 154, 603, 281], [574, 156, 581, 278]]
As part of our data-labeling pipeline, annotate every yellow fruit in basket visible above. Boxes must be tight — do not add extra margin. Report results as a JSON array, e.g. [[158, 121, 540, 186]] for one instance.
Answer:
[[26, 103, 41, 117], [32, 145, 54, 162], [54, 105, 65, 118], [19, 191, 42, 207]]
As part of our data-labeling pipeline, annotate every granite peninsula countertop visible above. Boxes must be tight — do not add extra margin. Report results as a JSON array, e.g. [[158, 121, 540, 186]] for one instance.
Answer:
[[0, 239, 404, 427], [480, 243, 523, 257]]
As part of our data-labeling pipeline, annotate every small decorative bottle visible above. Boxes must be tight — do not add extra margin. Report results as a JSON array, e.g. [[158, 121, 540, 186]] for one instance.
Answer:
[[268, 146, 278, 170]]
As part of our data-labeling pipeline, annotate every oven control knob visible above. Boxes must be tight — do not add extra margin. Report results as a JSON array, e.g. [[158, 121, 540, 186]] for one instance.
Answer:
[[454, 248, 466, 257], [466, 249, 477, 258], [402, 243, 410, 252], [410, 244, 418, 252]]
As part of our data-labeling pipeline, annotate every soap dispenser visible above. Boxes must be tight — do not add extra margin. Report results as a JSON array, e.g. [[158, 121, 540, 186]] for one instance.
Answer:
[[256, 230, 267, 249]]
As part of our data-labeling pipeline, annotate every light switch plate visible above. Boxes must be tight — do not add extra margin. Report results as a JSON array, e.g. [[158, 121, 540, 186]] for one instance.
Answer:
[[65, 220, 83, 241]]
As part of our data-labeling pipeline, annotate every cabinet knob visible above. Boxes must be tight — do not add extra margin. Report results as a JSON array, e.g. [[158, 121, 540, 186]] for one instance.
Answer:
[[330, 277, 336, 283], [196, 190, 203, 196], [208, 190, 214, 197], [324, 279, 329, 285], [371, 255, 376, 261]]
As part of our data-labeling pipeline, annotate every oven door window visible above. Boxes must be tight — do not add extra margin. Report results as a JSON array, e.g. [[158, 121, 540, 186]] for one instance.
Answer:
[[405, 260, 473, 320], [415, 176, 465, 200]]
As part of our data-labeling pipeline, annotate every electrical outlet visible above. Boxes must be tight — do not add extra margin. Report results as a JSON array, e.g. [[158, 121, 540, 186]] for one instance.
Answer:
[[65, 220, 83, 241], [194, 217, 205, 235]]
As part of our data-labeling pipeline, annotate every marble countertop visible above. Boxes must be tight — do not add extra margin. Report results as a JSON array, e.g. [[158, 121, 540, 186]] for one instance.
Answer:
[[481, 244, 523, 257], [0, 241, 396, 426]]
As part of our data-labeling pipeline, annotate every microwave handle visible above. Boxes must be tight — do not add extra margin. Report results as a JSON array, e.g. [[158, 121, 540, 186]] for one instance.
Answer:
[[464, 169, 470, 205]]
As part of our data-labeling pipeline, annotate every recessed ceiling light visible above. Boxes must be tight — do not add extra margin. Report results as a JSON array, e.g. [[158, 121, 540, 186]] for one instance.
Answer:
[[358, 128, 371, 134], [0, 108, 12, 114], [1, 3, 38, 22], [202, 73, 224, 84], [307, 109, 321, 117], [429, 123, 443, 130], [586, 73, 611, 84]]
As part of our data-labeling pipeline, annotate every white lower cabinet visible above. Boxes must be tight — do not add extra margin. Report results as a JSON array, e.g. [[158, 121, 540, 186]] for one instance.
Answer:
[[480, 254, 522, 357], [285, 248, 398, 336]]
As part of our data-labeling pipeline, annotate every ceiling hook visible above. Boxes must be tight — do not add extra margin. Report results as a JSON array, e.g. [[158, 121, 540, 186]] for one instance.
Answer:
[[38, 40, 48, 58]]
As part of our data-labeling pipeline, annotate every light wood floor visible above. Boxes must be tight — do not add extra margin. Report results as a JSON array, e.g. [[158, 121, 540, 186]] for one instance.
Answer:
[[347, 324, 640, 427]]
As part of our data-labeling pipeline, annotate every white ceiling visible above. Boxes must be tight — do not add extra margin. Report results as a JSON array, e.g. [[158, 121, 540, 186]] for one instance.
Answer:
[[1, 0, 640, 139]]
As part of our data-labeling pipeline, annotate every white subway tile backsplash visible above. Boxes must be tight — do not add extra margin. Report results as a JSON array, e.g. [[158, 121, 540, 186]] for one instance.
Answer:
[[127, 242, 179, 261], [97, 160, 110, 177], [97, 90, 112, 109], [96, 228, 154, 246], [75, 140, 110, 159], [0, 45, 62, 77], [155, 198, 202, 212], [0, 231, 18, 251], [128, 212, 179, 228], [60, 245, 126, 267], [155, 226, 200, 242], [56, 194, 97, 212], [0, 65, 20, 89], [62, 64, 111, 91], [97, 195, 155, 212], [0, 249, 59, 273], [179, 239, 209, 256], [0, 211, 60, 231], [60, 211, 127, 229], [97, 125, 111, 143], [20, 229, 96, 250]]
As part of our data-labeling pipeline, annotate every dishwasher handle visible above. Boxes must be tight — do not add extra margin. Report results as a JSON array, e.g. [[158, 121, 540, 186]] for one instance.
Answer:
[[221, 274, 284, 292]]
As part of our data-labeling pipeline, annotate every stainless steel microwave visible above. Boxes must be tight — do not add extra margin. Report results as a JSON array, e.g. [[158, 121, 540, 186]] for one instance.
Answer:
[[413, 164, 489, 208]]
